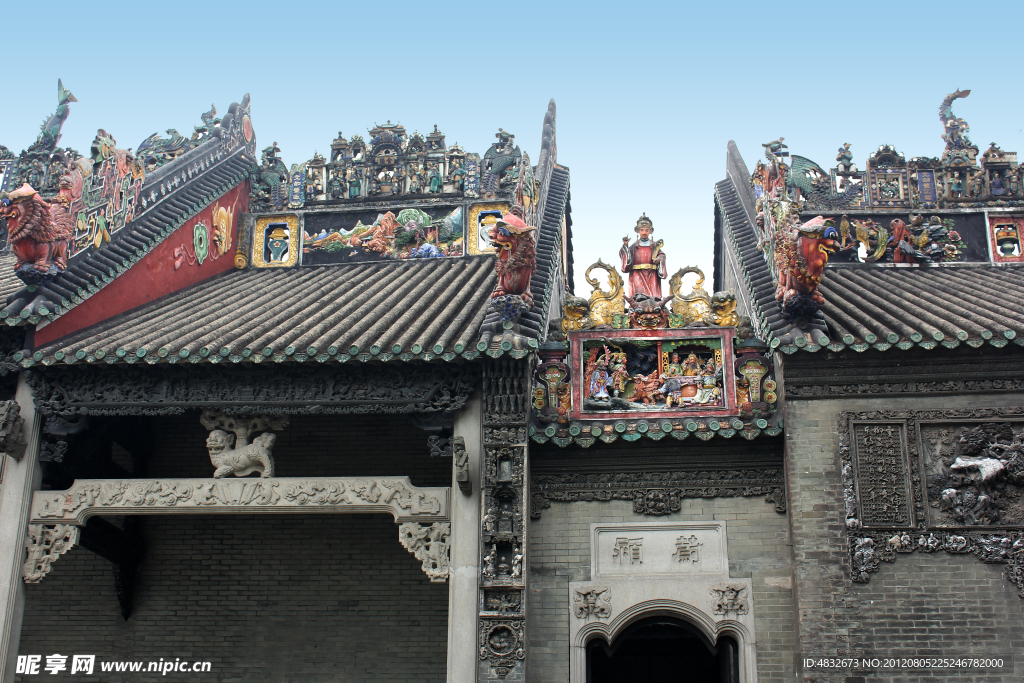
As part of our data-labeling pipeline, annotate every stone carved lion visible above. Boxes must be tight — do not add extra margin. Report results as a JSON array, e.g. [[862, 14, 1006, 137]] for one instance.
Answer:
[[206, 430, 277, 478]]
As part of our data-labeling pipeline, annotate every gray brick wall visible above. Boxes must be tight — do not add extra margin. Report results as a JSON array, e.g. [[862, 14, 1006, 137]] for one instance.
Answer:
[[786, 393, 1024, 683], [528, 495, 795, 682], [17, 413, 450, 682]]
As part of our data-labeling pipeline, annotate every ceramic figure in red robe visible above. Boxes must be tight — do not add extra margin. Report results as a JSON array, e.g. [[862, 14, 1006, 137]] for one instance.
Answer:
[[619, 213, 666, 298]]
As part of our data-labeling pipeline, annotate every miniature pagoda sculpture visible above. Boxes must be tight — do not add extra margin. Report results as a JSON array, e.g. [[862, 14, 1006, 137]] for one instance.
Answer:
[[1, 184, 74, 285]]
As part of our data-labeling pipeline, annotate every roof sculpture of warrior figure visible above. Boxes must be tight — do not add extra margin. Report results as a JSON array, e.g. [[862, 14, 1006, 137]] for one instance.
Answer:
[[619, 213, 667, 298]]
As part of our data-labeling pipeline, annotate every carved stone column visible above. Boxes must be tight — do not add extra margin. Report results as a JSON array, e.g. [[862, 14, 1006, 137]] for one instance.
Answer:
[[478, 358, 531, 681], [448, 391, 482, 683], [0, 376, 42, 683]]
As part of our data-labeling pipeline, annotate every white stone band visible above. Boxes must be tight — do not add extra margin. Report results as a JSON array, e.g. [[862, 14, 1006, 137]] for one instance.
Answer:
[[30, 477, 450, 525]]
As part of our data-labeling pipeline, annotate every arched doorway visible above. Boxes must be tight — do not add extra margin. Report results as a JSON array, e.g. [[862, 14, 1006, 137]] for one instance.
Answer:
[[586, 616, 739, 683]]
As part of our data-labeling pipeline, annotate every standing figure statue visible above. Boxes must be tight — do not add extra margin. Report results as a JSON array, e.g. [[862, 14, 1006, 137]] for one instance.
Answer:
[[619, 213, 667, 298]]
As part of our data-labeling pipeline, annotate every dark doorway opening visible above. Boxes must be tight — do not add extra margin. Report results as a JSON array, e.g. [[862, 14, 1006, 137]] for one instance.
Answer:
[[586, 616, 739, 683]]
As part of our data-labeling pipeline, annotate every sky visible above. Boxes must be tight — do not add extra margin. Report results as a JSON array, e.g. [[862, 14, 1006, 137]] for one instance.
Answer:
[[3, 1, 1024, 295]]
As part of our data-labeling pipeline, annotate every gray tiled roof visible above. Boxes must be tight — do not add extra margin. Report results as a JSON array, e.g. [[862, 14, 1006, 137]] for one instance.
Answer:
[[3, 101, 253, 327], [21, 256, 500, 367], [716, 142, 1024, 354], [0, 252, 23, 302]]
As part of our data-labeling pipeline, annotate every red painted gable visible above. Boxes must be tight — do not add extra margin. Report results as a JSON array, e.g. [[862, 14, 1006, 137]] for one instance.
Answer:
[[34, 182, 250, 347]]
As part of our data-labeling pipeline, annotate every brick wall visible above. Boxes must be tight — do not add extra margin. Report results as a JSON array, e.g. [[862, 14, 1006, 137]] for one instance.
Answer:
[[528, 495, 796, 682], [785, 392, 1024, 683], [17, 413, 450, 682]]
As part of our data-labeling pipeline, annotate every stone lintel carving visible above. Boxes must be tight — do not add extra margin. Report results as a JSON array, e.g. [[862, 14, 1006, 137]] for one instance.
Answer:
[[24, 524, 79, 583], [453, 436, 471, 494], [573, 587, 612, 619], [479, 618, 525, 679], [398, 522, 450, 583], [200, 410, 289, 478], [27, 364, 477, 417], [710, 584, 749, 615], [30, 477, 449, 525], [0, 400, 27, 460]]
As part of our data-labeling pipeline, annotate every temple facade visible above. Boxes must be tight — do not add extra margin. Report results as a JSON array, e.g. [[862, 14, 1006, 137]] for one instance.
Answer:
[[0, 83, 1020, 682]]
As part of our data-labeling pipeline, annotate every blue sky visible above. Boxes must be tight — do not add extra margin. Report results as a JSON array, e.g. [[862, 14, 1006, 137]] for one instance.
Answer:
[[4, 1, 1023, 294]]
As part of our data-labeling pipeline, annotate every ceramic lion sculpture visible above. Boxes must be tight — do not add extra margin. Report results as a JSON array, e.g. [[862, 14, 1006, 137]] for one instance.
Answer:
[[206, 430, 277, 478]]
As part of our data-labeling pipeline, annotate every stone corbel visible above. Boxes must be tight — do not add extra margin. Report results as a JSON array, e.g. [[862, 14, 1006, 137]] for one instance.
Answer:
[[0, 400, 27, 460], [453, 436, 471, 494], [24, 524, 79, 583], [398, 522, 450, 583]]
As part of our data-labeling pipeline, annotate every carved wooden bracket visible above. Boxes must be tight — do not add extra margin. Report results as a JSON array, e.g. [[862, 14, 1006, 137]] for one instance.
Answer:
[[24, 524, 79, 583], [29, 477, 450, 525]]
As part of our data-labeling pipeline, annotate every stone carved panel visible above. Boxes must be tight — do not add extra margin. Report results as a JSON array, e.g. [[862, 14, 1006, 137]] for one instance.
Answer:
[[710, 584, 748, 615], [30, 477, 450, 525], [841, 408, 1024, 596], [483, 589, 523, 615], [24, 524, 79, 583], [592, 522, 727, 577], [398, 522, 450, 583], [27, 364, 477, 417], [573, 587, 612, 620], [478, 618, 525, 679]]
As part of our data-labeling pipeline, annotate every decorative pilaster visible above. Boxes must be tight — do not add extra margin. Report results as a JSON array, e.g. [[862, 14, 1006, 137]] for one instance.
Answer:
[[478, 357, 531, 681], [22, 525, 78, 584], [0, 376, 43, 683]]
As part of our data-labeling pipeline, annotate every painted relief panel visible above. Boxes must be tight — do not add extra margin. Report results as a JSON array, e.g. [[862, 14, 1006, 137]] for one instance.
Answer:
[[989, 214, 1024, 262], [467, 202, 508, 254], [253, 214, 299, 268], [301, 205, 464, 264], [569, 328, 736, 421], [827, 212, 988, 264]]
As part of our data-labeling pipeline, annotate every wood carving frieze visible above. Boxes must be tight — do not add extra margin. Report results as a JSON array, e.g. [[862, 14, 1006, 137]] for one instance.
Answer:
[[840, 407, 1024, 596], [26, 364, 477, 417], [30, 477, 450, 525]]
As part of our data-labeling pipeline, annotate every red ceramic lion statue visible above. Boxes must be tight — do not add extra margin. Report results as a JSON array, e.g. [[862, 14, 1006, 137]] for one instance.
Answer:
[[775, 215, 838, 314], [490, 208, 537, 306], [1, 184, 73, 282]]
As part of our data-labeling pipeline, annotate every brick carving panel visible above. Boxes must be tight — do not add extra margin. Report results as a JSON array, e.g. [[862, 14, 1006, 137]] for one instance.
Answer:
[[851, 422, 913, 528], [840, 407, 1024, 596]]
